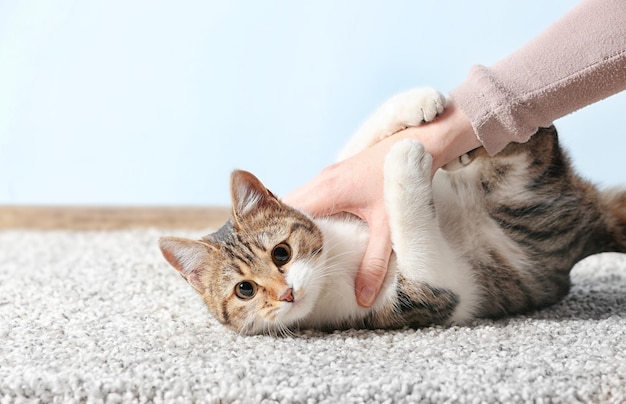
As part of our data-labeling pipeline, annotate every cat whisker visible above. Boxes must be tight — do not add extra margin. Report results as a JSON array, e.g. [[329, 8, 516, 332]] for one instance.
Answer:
[[274, 319, 295, 338], [240, 310, 263, 336]]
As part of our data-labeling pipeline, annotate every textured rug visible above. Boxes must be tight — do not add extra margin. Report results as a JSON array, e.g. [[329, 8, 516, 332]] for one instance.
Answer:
[[1, 229, 625, 403]]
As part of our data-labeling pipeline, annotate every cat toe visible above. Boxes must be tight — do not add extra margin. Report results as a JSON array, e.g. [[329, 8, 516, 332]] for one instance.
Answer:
[[419, 89, 446, 123], [384, 139, 432, 183], [403, 87, 446, 124]]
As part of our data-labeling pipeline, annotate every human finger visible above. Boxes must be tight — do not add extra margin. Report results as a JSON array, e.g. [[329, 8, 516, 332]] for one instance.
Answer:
[[355, 210, 393, 308]]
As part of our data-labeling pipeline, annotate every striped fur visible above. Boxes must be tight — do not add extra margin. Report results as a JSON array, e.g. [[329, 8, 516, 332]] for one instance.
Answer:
[[445, 127, 626, 318], [159, 90, 626, 335]]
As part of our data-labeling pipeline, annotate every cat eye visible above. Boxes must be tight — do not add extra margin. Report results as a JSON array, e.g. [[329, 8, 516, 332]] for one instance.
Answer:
[[235, 281, 258, 300], [271, 243, 292, 266]]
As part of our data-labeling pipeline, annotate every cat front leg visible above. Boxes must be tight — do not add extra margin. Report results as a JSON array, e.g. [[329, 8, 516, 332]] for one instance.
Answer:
[[384, 139, 439, 270], [337, 88, 446, 161], [383, 139, 479, 325]]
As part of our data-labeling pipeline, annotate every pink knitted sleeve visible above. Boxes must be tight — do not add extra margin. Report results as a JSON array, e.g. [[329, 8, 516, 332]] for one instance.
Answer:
[[450, 0, 626, 155]]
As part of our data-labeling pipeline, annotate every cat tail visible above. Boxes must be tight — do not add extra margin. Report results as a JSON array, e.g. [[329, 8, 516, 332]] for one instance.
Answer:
[[600, 188, 626, 253]]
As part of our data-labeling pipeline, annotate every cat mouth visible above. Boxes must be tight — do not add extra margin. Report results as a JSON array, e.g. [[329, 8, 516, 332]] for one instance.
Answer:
[[277, 288, 310, 319]]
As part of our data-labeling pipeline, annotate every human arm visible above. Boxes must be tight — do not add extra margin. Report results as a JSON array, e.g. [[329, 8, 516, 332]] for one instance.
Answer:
[[452, 0, 626, 155], [285, 0, 626, 308], [283, 102, 480, 307]]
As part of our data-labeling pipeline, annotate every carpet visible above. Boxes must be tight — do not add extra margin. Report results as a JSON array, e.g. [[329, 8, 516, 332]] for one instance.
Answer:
[[1, 229, 625, 403]]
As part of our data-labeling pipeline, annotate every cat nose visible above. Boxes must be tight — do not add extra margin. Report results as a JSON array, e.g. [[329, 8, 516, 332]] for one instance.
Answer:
[[279, 288, 294, 303]]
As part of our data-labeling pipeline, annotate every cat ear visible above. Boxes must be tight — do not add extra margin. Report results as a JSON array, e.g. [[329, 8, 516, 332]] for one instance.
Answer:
[[159, 236, 214, 293], [230, 170, 279, 218]]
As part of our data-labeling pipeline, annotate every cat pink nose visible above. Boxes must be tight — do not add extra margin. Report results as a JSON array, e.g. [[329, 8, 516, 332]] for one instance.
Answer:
[[279, 288, 294, 303]]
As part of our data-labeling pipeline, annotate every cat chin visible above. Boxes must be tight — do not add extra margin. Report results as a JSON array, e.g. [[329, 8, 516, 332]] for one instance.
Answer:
[[278, 260, 325, 325], [275, 298, 315, 327]]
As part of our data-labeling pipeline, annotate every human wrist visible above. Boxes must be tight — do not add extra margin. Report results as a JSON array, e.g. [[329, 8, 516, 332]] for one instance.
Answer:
[[434, 101, 481, 170], [396, 100, 481, 174]]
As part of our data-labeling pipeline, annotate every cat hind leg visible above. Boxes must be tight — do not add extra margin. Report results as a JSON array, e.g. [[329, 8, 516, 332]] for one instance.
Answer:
[[337, 88, 446, 160]]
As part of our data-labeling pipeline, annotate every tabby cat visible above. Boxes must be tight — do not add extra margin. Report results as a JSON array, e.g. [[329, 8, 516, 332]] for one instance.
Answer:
[[159, 88, 626, 335]]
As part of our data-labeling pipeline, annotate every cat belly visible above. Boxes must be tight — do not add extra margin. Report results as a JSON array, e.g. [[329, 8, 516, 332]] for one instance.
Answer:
[[301, 265, 399, 330], [293, 217, 397, 329], [302, 273, 368, 329]]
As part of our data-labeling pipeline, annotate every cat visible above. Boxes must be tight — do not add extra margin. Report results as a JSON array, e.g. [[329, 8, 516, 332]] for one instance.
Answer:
[[159, 88, 626, 335]]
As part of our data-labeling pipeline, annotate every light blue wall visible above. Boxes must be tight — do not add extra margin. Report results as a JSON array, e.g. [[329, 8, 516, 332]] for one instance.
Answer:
[[1, 1, 624, 206]]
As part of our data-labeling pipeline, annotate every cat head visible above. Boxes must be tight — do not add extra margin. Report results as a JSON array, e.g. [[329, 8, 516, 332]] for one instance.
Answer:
[[159, 170, 325, 335]]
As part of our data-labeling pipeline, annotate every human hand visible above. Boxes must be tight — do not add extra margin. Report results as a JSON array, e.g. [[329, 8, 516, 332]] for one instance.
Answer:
[[284, 134, 397, 307], [283, 102, 480, 307]]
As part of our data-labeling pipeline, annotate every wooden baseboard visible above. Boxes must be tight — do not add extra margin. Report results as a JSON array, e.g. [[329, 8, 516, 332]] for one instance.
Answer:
[[0, 206, 231, 230]]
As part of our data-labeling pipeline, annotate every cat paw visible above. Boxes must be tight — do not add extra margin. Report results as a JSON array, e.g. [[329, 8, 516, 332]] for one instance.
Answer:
[[389, 88, 446, 127], [384, 139, 433, 185], [337, 88, 445, 161]]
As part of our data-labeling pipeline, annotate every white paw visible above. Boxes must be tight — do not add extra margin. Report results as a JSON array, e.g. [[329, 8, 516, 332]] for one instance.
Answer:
[[387, 88, 446, 128], [384, 139, 432, 186], [337, 88, 445, 161]]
